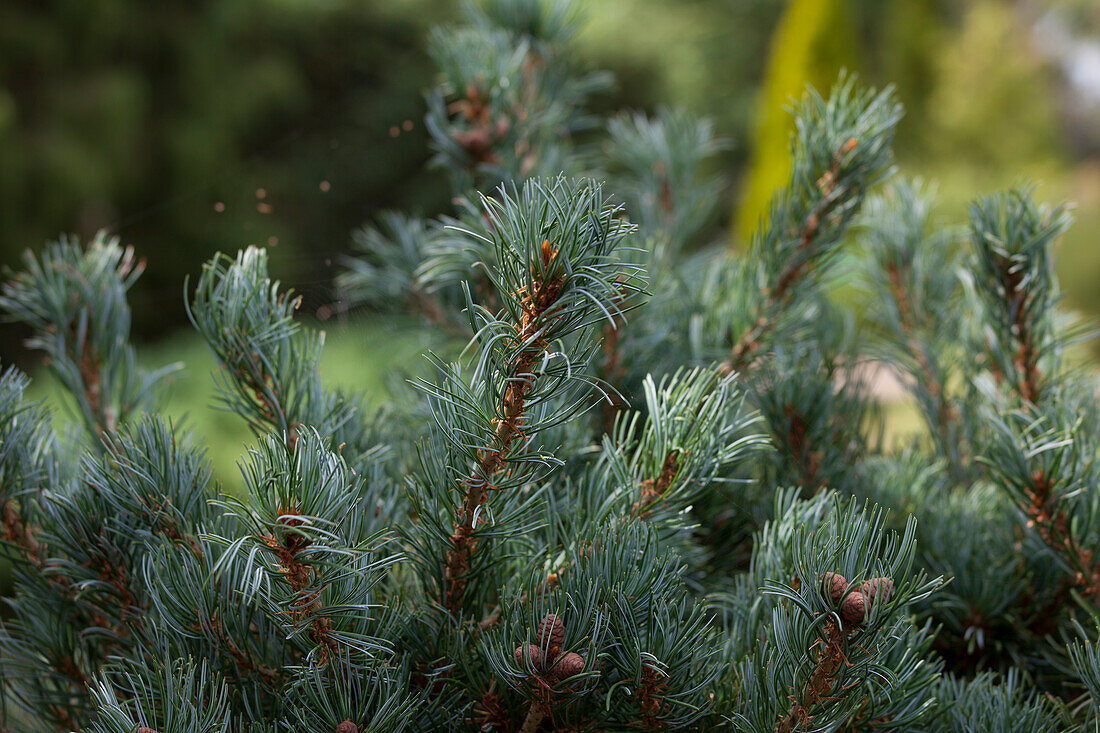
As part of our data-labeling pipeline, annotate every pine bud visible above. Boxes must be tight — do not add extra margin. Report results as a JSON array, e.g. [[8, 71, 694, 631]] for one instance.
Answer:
[[514, 643, 543, 669], [550, 651, 584, 680], [537, 613, 565, 659], [336, 721, 358, 733], [820, 572, 848, 605]]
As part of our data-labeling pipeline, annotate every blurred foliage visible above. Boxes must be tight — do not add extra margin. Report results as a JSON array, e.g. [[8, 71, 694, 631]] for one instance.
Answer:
[[0, 0, 786, 360], [923, 0, 1064, 171], [730, 0, 1100, 330], [576, 0, 781, 154], [736, 0, 1075, 233], [734, 0, 857, 244], [0, 0, 456, 349], [2, 0, 1099, 358]]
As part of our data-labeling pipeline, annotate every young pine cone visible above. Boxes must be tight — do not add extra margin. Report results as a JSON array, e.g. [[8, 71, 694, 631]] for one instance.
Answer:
[[821, 572, 894, 629], [336, 722, 358, 733], [840, 576, 894, 628], [514, 643, 543, 669], [537, 613, 566, 660], [550, 651, 584, 680], [861, 577, 894, 605], [820, 571, 848, 605], [839, 590, 867, 627]]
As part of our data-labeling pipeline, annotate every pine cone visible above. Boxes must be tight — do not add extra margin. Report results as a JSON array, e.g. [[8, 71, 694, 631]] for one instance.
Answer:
[[537, 613, 566, 660], [137, 728, 159, 733], [861, 577, 894, 606], [336, 721, 358, 733], [820, 572, 848, 605], [838, 576, 894, 628], [514, 643, 543, 669], [839, 590, 866, 627], [550, 651, 584, 680], [451, 128, 495, 161]]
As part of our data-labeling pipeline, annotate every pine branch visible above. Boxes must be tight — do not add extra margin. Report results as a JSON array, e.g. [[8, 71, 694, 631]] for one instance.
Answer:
[[10, 3, 1100, 726], [969, 188, 1071, 407], [884, 261, 960, 457], [1022, 468, 1100, 601], [729, 492, 943, 732], [188, 247, 362, 451], [0, 233, 179, 442], [446, 239, 567, 614], [724, 144, 849, 372], [632, 450, 681, 518], [604, 107, 727, 256], [194, 611, 281, 686], [408, 177, 642, 619], [718, 76, 900, 374], [775, 618, 847, 733]]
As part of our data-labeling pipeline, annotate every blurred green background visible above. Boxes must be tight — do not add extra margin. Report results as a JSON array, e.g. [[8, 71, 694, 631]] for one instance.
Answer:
[[2, 0, 1100, 486]]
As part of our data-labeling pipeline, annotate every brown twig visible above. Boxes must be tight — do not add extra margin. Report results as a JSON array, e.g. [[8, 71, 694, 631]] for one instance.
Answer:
[[264, 506, 339, 665], [993, 255, 1042, 404], [1, 499, 43, 566], [444, 240, 565, 614], [775, 619, 847, 733], [196, 612, 280, 685], [638, 662, 670, 730], [782, 406, 826, 494], [1023, 470, 1100, 603]]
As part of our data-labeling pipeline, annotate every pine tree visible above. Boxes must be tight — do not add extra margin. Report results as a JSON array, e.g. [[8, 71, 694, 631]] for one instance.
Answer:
[[2, 1, 1100, 731]]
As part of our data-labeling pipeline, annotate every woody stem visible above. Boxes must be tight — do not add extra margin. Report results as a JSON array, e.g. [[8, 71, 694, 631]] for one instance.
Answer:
[[519, 701, 547, 733]]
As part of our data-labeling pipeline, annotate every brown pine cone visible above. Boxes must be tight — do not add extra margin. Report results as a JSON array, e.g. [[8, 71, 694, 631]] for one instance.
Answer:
[[838, 576, 894, 628], [537, 613, 566, 660], [550, 651, 584, 680], [451, 128, 494, 160], [336, 721, 358, 733], [514, 643, 543, 669], [137, 728, 159, 733], [861, 577, 894, 606], [839, 590, 866, 627], [820, 572, 848, 605]]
